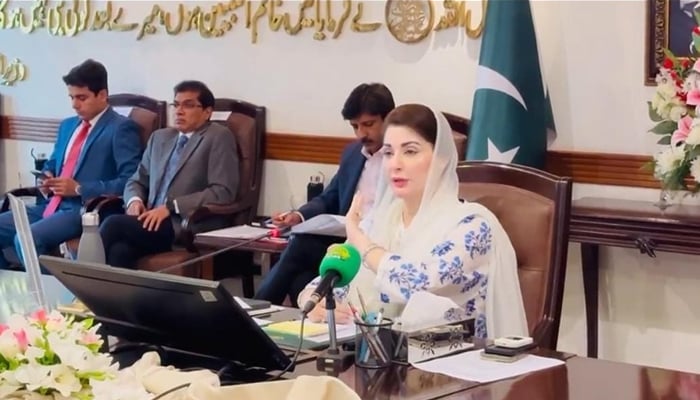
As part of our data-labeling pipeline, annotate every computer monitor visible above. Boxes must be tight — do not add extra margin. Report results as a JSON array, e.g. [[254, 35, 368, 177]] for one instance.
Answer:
[[39, 255, 291, 372]]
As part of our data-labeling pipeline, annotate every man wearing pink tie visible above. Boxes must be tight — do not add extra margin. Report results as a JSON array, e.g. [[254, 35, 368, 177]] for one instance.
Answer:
[[0, 59, 141, 270]]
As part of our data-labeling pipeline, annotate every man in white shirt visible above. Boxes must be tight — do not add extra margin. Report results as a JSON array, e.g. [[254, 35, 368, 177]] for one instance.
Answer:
[[255, 83, 395, 306], [0, 59, 141, 270]]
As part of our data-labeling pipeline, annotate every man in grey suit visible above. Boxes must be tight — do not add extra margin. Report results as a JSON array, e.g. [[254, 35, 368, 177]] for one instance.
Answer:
[[99, 80, 239, 268]]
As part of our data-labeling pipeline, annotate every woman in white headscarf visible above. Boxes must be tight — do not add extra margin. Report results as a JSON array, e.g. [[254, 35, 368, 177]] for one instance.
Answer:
[[298, 104, 527, 339]]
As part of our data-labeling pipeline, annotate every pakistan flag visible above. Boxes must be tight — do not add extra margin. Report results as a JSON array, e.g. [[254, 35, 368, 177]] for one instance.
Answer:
[[466, 0, 554, 169]]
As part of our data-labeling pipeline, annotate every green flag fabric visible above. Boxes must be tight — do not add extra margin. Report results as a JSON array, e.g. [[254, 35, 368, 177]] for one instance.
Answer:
[[466, 0, 552, 169]]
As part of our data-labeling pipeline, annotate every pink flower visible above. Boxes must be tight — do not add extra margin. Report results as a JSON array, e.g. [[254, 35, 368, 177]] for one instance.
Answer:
[[672, 116, 693, 146], [81, 332, 100, 345], [13, 329, 28, 351], [0, 324, 7, 335], [29, 309, 47, 324], [687, 89, 700, 106], [693, 59, 700, 73]]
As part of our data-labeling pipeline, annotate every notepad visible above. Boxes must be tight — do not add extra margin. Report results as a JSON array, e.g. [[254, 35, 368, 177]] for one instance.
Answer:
[[264, 320, 329, 337]]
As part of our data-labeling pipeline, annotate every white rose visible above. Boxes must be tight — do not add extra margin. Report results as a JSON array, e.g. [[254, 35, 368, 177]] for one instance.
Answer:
[[687, 125, 700, 145], [691, 157, 700, 183], [670, 105, 688, 122], [654, 147, 685, 177]]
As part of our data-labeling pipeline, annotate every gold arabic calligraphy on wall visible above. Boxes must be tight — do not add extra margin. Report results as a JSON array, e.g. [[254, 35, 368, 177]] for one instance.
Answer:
[[0, 53, 27, 86], [0, 0, 485, 44]]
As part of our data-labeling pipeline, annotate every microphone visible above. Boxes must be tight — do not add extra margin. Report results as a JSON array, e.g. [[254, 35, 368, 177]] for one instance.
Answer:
[[157, 225, 290, 275], [301, 243, 361, 315]]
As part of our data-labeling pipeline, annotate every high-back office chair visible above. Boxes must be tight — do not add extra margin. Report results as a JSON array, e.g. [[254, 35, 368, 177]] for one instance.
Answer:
[[456, 161, 572, 350], [0, 93, 166, 261], [443, 112, 469, 160], [94, 99, 267, 279], [108, 93, 168, 147]]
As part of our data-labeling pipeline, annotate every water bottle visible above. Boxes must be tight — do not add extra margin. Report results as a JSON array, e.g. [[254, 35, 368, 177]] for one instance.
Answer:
[[307, 174, 324, 202], [76, 212, 105, 264]]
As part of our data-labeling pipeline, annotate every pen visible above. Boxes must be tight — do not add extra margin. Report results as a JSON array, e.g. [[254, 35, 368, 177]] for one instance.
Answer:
[[356, 289, 368, 319], [348, 303, 388, 363]]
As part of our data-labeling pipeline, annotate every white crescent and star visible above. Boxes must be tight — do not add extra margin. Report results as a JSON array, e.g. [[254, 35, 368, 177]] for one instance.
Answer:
[[474, 65, 524, 163]]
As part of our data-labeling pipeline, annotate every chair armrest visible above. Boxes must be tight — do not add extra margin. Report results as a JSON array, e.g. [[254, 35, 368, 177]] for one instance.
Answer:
[[91, 196, 125, 217], [178, 201, 251, 251], [1, 187, 42, 212], [82, 195, 116, 213], [532, 317, 554, 350]]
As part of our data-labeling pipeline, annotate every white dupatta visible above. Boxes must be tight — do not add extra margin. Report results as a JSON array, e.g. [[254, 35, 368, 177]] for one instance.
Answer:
[[347, 107, 528, 338]]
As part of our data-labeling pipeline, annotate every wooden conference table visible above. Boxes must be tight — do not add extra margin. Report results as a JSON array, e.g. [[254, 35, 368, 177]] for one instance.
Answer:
[[2, 270, 697, 399], [291, 350, 699, 399]]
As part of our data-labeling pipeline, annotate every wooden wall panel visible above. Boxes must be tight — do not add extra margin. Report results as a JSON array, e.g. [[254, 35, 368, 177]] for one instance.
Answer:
[[0, 115, 58, 142], [0, 115, 660, 189]]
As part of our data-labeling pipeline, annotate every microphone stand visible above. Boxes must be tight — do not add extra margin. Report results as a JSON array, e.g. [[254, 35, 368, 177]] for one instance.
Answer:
[[315, 288, 354, 376]]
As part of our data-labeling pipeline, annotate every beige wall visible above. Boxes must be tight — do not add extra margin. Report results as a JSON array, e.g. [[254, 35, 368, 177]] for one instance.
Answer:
[[2, 0, 700, 372]]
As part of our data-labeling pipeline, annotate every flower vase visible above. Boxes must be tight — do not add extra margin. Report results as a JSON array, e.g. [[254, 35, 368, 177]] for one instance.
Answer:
[[654, 188, 675, 211]]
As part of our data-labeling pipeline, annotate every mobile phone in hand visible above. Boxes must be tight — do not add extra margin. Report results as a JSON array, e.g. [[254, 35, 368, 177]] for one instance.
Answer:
[[30, 170, 49, 179]]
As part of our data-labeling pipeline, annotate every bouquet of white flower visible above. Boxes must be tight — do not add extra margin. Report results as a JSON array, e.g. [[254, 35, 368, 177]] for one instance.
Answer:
[[647, 17, 700, 193], [0, 309, 123, 400]]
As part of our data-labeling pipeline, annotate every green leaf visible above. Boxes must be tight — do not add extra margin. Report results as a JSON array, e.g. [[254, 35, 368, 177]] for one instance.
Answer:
[[688, 145, 700, 160], [650, 120, 677, 135], [657, 136, 672, 145], [694, 33, 700, 55], [81, 318, 94, 330], [648, 101, 663, 122]]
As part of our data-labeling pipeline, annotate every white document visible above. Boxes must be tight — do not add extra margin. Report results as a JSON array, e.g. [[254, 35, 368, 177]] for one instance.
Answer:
[[305, 323, 357, 344], [291, 214, 347, 237], [198, 225, 271, 239], [253, 317, 273, 327], [412, 350, 565, 383], [247, 305, 286, 317], [233, 296, 251, 310]]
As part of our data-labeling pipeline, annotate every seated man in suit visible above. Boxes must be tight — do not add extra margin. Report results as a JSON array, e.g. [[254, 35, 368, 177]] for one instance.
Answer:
[[255, 83, 395, 306], [99, 80, 239, 268], [0, 59, 141, 269]]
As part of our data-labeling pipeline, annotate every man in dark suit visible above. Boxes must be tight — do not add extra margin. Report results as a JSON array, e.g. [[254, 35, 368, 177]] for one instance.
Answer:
[[255, 83, 395, 306], [99, 81, 239, 268], [0, 59, 141, 269]]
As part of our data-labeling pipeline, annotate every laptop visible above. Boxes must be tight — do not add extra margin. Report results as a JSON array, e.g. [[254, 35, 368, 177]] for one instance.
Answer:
[[40, 255, 292, 372]]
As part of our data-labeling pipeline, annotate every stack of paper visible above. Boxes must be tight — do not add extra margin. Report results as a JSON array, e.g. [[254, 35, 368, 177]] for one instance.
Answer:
[[291, 214, 347, 237], [198, 225, 271, 239], [412, 350, 565, 383], [263, 320, 356, 345]]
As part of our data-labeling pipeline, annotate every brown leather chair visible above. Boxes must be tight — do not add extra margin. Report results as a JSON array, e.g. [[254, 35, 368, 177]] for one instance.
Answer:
[[102, 98, 266, 279], [0, 94, 166, 260], [107, 93, 168, 147], [456, 161, 572, 350], [443, 112, 469, 159]]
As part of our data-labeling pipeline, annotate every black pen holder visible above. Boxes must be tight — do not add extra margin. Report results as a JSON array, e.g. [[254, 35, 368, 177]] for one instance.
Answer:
[[354, 318, 394, 369]]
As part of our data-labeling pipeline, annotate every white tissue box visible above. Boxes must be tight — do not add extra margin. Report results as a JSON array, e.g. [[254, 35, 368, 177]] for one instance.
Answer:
[[395, 320, 474, 364]]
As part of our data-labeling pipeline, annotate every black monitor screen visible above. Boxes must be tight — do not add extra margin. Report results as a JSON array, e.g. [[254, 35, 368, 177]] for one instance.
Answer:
[[40, 255, 290, 372]]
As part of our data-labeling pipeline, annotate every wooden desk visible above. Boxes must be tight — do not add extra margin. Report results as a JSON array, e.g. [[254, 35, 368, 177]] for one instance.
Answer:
[[456, 356, 700, 400], [194, 235, 288, 296], [289, 346, 574, 399], [194, 235, 288, 254], [570, 197, 700, 358]]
